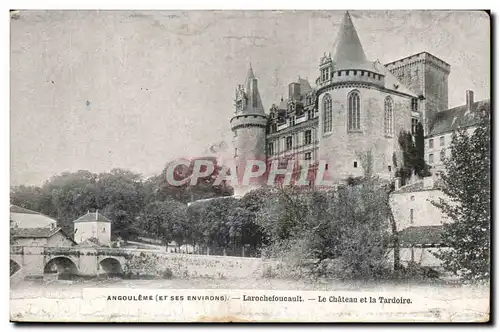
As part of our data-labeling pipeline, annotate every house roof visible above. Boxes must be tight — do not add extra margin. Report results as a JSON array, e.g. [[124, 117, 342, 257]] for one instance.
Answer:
[[398, 226, 444, 247], [10, 226, 75, 242], [374, 60, 418, 97], [428, 99, 490, 136], [10, 204, 58, 229], [73, 212, 111, 223], [10, 205, 40, 214]]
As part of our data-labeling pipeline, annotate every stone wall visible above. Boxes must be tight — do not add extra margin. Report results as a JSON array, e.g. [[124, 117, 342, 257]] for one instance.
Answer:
[[129, 253, 270, 279], [317, 86, 412, 182]]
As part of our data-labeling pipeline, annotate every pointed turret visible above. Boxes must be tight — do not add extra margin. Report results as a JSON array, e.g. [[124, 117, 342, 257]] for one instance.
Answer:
[[246, 63, 255, 82], [333, 11, 370, 69], [242, 63, 265, 114]]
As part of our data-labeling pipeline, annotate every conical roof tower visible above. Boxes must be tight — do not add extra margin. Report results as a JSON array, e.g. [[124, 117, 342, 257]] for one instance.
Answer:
[[332, 11, 373, 70]]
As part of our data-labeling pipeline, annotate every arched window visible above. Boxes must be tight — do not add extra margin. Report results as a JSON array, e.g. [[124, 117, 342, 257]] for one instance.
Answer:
[[323, 94, 333, 133], [384, 96, 394, 136], [348, 90, 360, 131]]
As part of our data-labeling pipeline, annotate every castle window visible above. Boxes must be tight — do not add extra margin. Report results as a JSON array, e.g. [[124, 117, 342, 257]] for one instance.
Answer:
[[102, 227, 106, 233], [305, 152, 312, 161], [290, 116, 295, 126], [411, 118, 418, 135], [268, 142, 274, 155], [286, 136, 293, 151], [384, 96, 394, 136], [411, 98, 418, 111], [338, 71, 342, 77], [361, 71, 364, 76], [323, 94, 333, 134], [388, 165, 392, 172], [429, 139, 434, 149], [304, 130, 312, 145], [428, 153, 434, 164], [440, 136, 445, 147], [347, 90, 361, 131], [307, 110, 312, 120], [353, 161, 358, 168]]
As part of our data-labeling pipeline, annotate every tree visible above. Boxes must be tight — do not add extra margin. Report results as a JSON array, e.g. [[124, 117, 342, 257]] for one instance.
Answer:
[[433, 115, 491, 281], [414, 122, 429, 177], [10, 185, 55, 217], [256, 181, 391, 279], [95, 169, 146, 240], [138, 199, 188, 246], [42, 170, 99, 234], [154, 158, 234, 204], [396, 125, 430, 185]]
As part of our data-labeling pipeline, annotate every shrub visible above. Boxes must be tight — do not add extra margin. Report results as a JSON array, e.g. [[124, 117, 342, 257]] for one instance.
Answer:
[[256, 179, 391, 280], [161, 267, 174, 279]]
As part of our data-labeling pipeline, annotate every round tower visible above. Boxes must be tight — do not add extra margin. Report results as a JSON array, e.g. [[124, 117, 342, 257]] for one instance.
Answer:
[[230, 65, 267, 194], [317, 11, 415, 183]]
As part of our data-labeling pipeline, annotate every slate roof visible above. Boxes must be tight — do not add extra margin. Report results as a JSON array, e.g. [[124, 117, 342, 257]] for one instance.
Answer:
[[374, 60, 418, 97], [398, 226, 445, 247], [11, 227, 61, 238], [332, 12, 372, 71], [10, 205, 40, 214], [10, 204, 58, 229], [428, 99, 490, 137], [73, 212, 111, 223]]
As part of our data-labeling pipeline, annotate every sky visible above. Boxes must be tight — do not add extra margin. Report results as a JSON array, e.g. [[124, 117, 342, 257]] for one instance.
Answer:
[[10, 10, 490, 186]]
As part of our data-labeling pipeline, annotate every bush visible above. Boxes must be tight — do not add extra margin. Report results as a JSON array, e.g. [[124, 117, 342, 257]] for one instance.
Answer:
[[256, 179, 391, 280], [161, 267, 174, 279]]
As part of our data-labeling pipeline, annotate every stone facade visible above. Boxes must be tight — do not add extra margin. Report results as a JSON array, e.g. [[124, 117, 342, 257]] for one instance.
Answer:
[[231, 11, 441, 187], [386, 52, 451, 136]]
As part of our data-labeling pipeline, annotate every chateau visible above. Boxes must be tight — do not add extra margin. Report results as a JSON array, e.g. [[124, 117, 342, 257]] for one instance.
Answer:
[[229, 12, 487, 190]]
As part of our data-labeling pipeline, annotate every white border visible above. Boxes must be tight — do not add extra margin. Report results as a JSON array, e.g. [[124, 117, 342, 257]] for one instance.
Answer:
[[2, 1, 498, 330]]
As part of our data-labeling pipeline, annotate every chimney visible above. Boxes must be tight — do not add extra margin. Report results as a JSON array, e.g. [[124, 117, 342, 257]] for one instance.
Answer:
[[288, 82, 301, 101], [466, 90, 474, 113]]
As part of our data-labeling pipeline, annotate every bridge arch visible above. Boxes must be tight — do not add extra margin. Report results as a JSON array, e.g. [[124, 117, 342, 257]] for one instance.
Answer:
[[44, 256, 79, 277], [10, 259, 21, 276], [99, 257, 122, 276]]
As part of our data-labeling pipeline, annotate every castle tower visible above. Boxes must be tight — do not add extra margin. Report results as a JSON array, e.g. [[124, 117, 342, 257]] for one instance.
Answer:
[[230, 64, 267, 194], [317, 11, 416, 183], [73, 210, 111, 245], [385, 52, 450, 135]]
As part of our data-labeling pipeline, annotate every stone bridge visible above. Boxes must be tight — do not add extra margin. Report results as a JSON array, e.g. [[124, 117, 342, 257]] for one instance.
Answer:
[[10, 245, 143, 278], [10, 245, 269, 280]]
